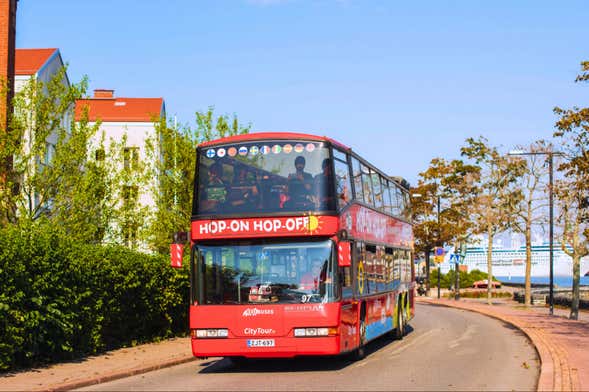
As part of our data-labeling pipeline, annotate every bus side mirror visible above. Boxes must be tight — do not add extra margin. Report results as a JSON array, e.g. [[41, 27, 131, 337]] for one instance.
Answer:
[[170, 243, 184, 268], [337, 241, 351, 267]]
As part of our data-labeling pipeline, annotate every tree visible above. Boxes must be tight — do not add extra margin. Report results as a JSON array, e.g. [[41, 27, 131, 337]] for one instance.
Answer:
[[0, 67, 111, 242], [145, 107, 251, 253], [553, 61, 589, 320], [461, 136, 526, 304], [509, 141, 551, 307], [413, 158, 480, 291]]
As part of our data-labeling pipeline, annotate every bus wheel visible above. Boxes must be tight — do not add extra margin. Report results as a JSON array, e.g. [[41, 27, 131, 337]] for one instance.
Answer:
[[351, 316, 366, 360], [394, 303, 405, 340]]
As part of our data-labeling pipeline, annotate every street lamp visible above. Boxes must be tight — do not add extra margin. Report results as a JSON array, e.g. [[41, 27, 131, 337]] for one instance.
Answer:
[[508, 149, 560, 315], [437, 194, 441, 299]]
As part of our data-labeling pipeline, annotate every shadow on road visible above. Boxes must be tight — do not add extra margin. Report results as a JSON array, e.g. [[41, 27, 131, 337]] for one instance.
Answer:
[[197, 325, 415, 374]]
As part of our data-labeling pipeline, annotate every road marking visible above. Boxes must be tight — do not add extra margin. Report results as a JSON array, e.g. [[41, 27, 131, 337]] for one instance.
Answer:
[[350, 329, 440, 368], [447, 323, 478, 349], [387, 329, 439, 358]]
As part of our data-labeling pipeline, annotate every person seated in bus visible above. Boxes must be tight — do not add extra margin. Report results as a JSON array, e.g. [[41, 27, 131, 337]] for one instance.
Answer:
[[313, 158, 335, 210], [227, 166, 259, 212], [200, 162, 228, 212], [285, 156, 314, 209], [300, 259, 323, 292], [299, 258, 332, 293]]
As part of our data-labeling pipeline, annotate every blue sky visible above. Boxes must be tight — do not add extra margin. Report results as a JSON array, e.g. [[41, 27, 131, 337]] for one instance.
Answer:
[[17, 0, 588, 185]]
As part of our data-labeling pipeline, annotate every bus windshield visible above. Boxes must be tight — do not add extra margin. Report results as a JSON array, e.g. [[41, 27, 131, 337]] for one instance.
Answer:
[[194, 240, 337, 305], [195, 140, 335, 215]]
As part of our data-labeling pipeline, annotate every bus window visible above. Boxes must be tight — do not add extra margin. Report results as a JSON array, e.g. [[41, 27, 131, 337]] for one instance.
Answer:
[[333, 148, 347, 162], [402, 191, 411, 221], [351, 157, 364, 202], [341, 265, 353, 298], [365, 244, 377, 294], [382, 179, 393, 214], [334, 158, 352, 209], [197, 240, 337, 305], [385, 247, 394, 290], [372, 173, 384, 210], [361, 164, 374, 206], [395, 187, 405, 217], [195, 141, 336, 216], [391, 184, 402, 216]]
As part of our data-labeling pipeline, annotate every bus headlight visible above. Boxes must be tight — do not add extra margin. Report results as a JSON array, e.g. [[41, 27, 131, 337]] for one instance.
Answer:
[[192, 329, 229, 338], [293, 327, 338, 337]]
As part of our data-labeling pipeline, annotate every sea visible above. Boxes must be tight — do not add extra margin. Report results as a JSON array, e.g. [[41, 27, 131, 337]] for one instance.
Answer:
[[496, 275, 589, 288]]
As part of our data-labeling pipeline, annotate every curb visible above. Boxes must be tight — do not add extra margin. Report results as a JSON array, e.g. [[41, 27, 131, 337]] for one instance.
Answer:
[[36, 355, 195, 392], [417, 298, 579, 392]]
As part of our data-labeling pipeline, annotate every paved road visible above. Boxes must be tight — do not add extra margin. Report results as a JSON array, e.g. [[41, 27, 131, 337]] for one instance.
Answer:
[[79, 303, 539, 391]]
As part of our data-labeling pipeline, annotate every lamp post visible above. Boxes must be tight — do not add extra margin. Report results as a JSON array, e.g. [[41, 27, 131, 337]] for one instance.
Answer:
[[508, 149, 559, 315], [437, 194, 441, 299]]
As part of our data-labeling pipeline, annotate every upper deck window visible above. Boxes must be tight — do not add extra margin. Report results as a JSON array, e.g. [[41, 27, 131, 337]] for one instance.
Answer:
[[194, 140, 335, 216]]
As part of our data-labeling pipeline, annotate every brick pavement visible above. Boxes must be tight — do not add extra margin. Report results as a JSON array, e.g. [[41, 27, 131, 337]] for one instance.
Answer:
[[417, 296, 588, 392], [0, 337, 194, 392]]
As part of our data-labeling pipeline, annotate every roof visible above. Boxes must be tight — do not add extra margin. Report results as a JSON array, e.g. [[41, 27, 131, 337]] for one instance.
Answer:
[[15, 48, 58, 75], [74, 97, 165, 122], [198, 132, 349, 150]]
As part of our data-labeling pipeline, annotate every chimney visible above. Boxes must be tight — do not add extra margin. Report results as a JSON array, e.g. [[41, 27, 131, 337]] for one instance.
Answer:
[[94, 89, 114, 99]]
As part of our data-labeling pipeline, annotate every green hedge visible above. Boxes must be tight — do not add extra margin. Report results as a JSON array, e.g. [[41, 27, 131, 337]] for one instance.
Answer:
[[428, 268, 495, 289], [0, 222, 189, 371]]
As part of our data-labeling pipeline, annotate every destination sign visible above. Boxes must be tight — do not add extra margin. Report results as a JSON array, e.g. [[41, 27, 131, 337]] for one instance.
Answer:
[[192, 215, 338, 239]]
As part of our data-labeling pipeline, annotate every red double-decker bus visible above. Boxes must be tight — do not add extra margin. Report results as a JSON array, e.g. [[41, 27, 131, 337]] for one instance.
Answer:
[[172, 132, 414, 361]]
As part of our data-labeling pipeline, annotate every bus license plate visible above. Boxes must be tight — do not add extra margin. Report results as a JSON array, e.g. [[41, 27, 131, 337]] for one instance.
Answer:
[[247, 339, 275, 347]]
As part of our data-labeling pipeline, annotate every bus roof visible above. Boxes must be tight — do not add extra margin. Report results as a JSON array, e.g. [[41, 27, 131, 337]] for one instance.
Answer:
[[198, 132, 349, 151]]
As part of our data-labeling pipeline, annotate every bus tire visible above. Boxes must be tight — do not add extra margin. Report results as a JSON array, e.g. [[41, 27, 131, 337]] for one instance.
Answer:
[[395, 300, 405, 340], [351, 304, 367, 361]]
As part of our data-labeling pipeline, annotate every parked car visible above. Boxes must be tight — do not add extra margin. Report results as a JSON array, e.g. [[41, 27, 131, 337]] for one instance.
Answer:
[[472, 279, 501, 289]]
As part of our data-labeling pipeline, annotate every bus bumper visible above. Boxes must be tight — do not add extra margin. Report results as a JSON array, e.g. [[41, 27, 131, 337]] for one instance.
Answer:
[[191, 336, 341, 358]]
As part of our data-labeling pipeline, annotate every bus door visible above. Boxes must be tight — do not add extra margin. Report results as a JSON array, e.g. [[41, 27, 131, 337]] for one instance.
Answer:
[[339, 240, 358, 352]]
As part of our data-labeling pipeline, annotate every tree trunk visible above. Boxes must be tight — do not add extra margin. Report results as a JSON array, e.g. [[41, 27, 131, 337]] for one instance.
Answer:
[[570, 255, 580, 320], [524, 224, 532, 307], [487, 229, 493, 305]]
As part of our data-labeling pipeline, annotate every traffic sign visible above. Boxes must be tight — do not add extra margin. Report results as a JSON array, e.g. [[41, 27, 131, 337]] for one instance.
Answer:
[[433, 247, 445, 263]]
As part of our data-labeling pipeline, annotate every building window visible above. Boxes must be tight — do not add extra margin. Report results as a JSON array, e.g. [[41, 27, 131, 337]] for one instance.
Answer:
[[124, 147, 140, 171], [122, 185, 139, 205], [95, 148, 105, 161], [123, 224, 138, 247]]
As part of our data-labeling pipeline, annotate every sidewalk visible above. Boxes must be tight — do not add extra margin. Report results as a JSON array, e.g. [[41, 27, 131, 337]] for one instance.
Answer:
[[0, 337, 194, 392], [417, 296, 589, 392]]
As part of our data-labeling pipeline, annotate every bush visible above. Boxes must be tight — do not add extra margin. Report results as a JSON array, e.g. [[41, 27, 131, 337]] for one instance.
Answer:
[[0, 221, 189, 371], [447, 290, 512, 299], [428, 268, 497, 290]]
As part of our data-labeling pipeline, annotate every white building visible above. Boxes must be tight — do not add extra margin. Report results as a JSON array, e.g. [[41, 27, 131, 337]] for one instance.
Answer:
[[14, 48, 70, 212], [75, 89, 165, 248]]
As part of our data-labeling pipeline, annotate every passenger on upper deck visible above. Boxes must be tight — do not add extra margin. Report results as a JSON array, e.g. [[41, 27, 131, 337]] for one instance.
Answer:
[[314, 158, 335, 210], [286, 156, 314, 209], [228, 166, 259, 212], [200, 162, 228, 213]]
